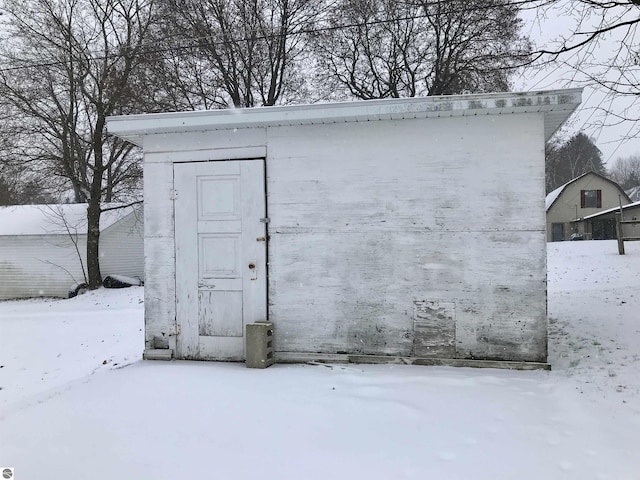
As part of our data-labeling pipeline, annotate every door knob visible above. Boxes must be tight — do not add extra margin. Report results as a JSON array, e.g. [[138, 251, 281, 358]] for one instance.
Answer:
[[248, 263, 255, 269]]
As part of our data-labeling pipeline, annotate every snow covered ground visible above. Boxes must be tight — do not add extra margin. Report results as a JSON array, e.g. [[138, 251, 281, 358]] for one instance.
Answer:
[[0, 240, 639, 479]]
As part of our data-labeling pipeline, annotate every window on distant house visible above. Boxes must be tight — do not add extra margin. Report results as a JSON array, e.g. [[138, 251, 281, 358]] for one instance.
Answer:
[[581, 189, 602, 208]]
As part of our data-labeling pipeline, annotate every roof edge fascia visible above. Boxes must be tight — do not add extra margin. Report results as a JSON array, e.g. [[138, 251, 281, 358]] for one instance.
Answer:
[[108, 88, 582, 147]]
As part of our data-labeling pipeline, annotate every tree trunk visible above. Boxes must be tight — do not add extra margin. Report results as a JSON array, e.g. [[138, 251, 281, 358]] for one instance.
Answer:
[[0, 0, 153, 290], [86, 197, 102, 288], [86, 113, 106, 289]]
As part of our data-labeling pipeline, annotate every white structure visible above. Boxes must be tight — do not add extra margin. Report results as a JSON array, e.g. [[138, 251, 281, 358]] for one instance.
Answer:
[[108, 89, 581, 366], [0, 204, 144, 299]]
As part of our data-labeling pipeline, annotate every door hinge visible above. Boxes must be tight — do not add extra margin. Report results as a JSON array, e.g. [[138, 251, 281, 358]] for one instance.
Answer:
[[170, 189, 178, 200], [260, 217, 270, 223], [175, 323, 181, 335]]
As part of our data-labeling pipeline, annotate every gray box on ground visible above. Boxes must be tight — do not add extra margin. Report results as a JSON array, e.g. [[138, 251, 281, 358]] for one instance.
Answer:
[[246, 321, 275, 368]]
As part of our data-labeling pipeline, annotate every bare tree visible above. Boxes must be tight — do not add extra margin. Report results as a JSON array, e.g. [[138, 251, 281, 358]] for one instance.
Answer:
[[312, 0, 531, 100], [0, 0, 156, 288], [0, 175, 19, 205], [155, 0, 319, 109], [527, 1, 639, 140], [0, 174, 56, 205], [41, 205, 89, 286], [608, 154, 640, 190], [311, 0, 427, 99]]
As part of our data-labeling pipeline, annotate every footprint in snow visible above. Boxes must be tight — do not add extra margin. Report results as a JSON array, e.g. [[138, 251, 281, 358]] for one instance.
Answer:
[[559, 461, 573, 471], [437, 452, 456, 461]]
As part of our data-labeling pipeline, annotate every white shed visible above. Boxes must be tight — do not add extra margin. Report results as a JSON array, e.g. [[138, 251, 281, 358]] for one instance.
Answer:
[[0, 204, 144, 299], [108, 89, 581, 367]]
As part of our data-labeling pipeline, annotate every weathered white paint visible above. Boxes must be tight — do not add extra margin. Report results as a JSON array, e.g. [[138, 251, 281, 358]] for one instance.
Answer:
[[546, 172, 631, 241], [413, 301, 456, 357], [108, 91, 581, 364], [174, 160, 266, 360], [0, 205, 143, 300], [264, 116, 546, 362]]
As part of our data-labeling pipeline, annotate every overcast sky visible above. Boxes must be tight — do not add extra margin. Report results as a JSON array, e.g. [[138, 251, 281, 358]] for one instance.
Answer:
[[517, 4, 639, 165], [1, 2, 637, 166]]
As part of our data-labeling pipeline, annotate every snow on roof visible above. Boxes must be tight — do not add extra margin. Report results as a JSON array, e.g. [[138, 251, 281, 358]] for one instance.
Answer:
[[544, 173, 588, 211], [545, 183, 567, 211], [581, 201, 640, 220], [626, 186, 640, 202], [0, 203, 138, 236]]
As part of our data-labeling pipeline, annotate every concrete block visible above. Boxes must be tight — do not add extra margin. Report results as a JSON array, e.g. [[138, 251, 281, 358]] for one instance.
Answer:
[[143, 348, 174, 361], [246, 321, 275, 368]]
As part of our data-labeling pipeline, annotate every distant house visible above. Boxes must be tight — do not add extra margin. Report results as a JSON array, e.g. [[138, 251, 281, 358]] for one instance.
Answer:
[[0, 204, 144, 300], [546, 172, 631, 241], [575, 201, 640, 241]]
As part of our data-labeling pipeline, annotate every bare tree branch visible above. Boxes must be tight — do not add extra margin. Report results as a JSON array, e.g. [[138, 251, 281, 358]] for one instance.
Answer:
[[0, 0, 155, 288]]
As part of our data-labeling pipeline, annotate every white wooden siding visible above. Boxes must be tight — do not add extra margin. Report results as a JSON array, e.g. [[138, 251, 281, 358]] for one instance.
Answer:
[[0, 211, 144, 300], [266, 115, 546, 362], [142, 160, 177, 351], [0, 235, 88, 299], [141, 112, 548, 362], [142, 136, 268, 352], [101, 209, 144, 281]]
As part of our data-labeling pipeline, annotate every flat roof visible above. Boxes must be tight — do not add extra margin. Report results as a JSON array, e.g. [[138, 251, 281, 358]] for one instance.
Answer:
[[580, 201, 640, 221], [107, 89, 582, 147]]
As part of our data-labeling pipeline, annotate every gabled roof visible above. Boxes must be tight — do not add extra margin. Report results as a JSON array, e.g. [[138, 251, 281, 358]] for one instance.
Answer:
[[545, 184, 567, 211], [107, 89, 582, 147], [545, 172, 631, 212], [581, 200, 640, 220], [0, 203, 139, 236]]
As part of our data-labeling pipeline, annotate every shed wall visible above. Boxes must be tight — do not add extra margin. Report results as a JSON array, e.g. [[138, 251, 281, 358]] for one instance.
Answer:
[[266, 115, 546, 362], [100, 210, 145, 281], [0, 235, 88, 299], [143, 113, 548, 362], [0, 212, 144, 300]]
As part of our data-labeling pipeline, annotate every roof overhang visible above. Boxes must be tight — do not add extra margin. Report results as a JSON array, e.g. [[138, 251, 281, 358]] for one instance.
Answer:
[[579, 201, 640, 221], [107, 88, 582, 147]]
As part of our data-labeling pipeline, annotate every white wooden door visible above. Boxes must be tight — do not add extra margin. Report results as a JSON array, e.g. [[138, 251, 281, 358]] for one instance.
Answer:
[[174, 160, 266, 360]]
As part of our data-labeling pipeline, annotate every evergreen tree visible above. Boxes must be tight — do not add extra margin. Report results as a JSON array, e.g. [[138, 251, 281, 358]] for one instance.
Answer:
[[546, 132, 606, 193]]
